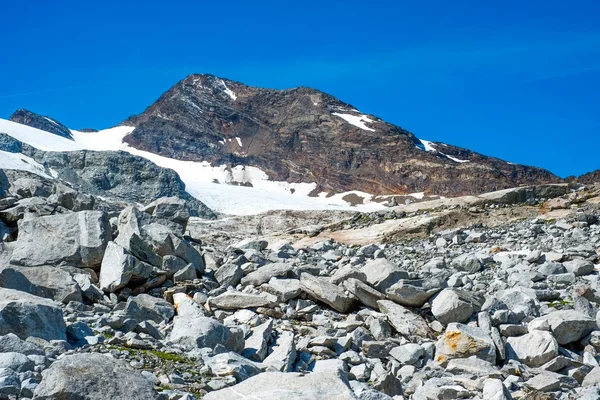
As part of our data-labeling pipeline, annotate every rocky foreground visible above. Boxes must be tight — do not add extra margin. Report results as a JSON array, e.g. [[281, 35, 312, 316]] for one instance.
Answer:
[[0, 169, 599, 399]]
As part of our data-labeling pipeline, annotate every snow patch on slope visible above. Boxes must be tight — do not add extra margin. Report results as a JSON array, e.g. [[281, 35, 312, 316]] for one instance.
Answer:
[[0, 150, 51, 178], [0, 118, 391, 215], [416, 138, 469, 163], [332, 113, 376, 132], [219, 80, 237, 101]]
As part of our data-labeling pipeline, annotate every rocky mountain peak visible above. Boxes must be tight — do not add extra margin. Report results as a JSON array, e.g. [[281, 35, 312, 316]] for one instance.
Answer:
[[9, 108, 73, 140], [120, 73, 559, 197]]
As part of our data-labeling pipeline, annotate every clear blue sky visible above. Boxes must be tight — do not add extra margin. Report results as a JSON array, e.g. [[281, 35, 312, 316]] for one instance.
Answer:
[[1, 0, 599, 177]]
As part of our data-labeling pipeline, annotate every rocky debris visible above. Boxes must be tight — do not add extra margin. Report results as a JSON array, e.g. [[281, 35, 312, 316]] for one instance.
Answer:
[[0, 173, 598, 399]]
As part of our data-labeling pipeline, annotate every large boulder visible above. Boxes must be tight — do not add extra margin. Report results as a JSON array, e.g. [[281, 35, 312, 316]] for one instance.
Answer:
[[123, 294, 175, 324], [10, 211, 110, 268], [435, 323, 496, 365], [98, 242, 136, 292], [530, 310, 596, 345], [209, 291, 274, 310], [431, 289, 483, 325], [32, 353, 164, 400], [505, 331, 559, 367], [141, 196, 190, 226], [0, 266, 82, 303], [204, 371, 356, 400], [169, 316, 244, 352], [386, 278, 443, 308], [300, 273, 355, 313], [377, 300, 433, 339], [360, 259, 408, 292], [114, 207, 162, 267], [241, 262, 296, 286], [0, 288, 66, 341]]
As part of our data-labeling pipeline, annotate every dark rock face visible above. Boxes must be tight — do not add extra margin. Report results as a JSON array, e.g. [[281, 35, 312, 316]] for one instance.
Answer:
[[9, 109, 74, 140], [577, 170, 600, 184], [0, 134, 215, 219], [122, 74, 560, 196]]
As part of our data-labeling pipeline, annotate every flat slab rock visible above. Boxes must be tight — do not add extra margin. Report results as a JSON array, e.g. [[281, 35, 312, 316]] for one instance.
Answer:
[[32, 353, 164, 400], [203, 371, 357, 400]]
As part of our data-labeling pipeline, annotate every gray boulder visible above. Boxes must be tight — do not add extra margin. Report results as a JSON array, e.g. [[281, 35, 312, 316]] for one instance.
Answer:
[[0, 288, 66, 341], [531, 310, 596, 345], [169, 316, 244, 352], [98, 241, 136, 292], [114, 207, 162, 267], [505, 330, 558, 367], [10, 211, 110, 268], [563, 259, 595, 276], [300, 273, 355, 313], [241, 262, 296, 286], [124, 294, 175, 324], [431, 289, 483, 325], [377, 300, 433, 339], [32, 353, 164, 400], [203, 370, 356, 400], [361, 259, 408, 292], [0, 266, 82, 304], [435, 323, 496, 365], [209, 291, 274, 310]]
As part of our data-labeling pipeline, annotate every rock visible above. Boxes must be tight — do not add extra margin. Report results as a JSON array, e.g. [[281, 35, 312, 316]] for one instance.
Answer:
[[446, 357, 502, 378], [377, 300, 433, 339], [124, 294, 175, 324], [435, 323, 496, 365], [482, 378, 511, 400], [343, 278, 385, 310], [0, 288, 66, 341], [173, 263, 197, 282], [10, 211, 110, 268], [412, 377, 473, 399], [300, 273, 355, 313], [114, 207, 162, 267], [0, 265, 82, 304], [361, 259, 408, 291], [0, 333, 44, 355], [525, 374, 561, 392], [262, 278, 301, 302], [330, 265, 367, 285], [169, 316, 244, 352], [505, 331, 559, 367], [532, 310, 596, 345], [582, 366, 600, 387], [563, 260, 595, 276], [242, 319, 272, 361], [0, 352, 34, 372], [389, 343, 425, 365], [98, 242, 136, 292], [263, 331, 296, 372], [209, 291, 274, 310], [161, 255, 188, 277], [451, 254, 483, 273], [203, 371, 356, 400], [215, 263, 243, 287], [431, 289, 483, 325], [204, 352, 263, 382], [32, 353, 163, 399], [385, 279, 442, 308], [141, 196, 190, 225], [241, 262, 296, 286]]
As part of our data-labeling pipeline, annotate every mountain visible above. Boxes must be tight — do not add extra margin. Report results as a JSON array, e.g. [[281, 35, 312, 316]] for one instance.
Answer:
[[121, 74, 559, 196], [576, 169, 600, 184], [10, 108, 73, 140]]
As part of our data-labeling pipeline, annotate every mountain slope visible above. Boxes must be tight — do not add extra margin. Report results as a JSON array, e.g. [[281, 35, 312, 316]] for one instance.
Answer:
[[121, 74, 559, 196]]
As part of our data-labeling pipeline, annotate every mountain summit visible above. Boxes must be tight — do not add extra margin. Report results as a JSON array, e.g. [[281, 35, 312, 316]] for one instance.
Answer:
[[120, 74, 559, 196]]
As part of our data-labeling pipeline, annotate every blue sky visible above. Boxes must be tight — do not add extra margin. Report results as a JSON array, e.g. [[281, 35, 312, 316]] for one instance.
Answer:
[[0, 0, 598, 177]]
